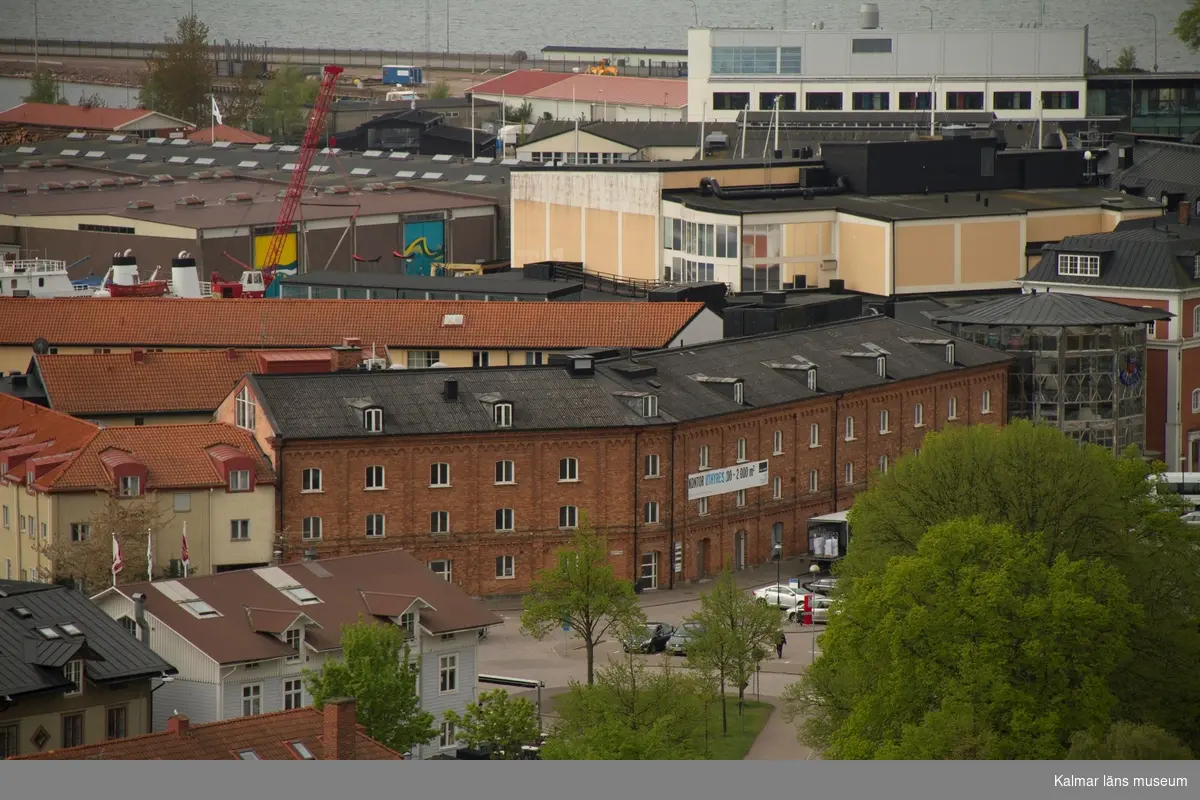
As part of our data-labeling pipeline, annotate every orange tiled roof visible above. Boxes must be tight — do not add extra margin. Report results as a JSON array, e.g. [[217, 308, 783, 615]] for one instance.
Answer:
[[0, 102, 190, 131], [0, 298, 706, 350], [33, 349, 311, 416], [14, 706, 403, 760], [186, 123, 271, 144], [40, 423, 275, 492], [0, 395, 99, 485]]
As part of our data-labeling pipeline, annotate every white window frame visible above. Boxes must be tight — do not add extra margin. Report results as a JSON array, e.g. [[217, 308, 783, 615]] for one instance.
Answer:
[[698, 444, 710, 469], [559, 505, 579, 529], [439, 654, 458, 694], [948, 396, 959, 420], [844, 416, 855, 441], [736, 437, 747, 463], [809, 422, 820, 448], [430, 462, 450, 487], [698, 496, 709, 516], [495, 555, 515, 579], [234, 386, 256, 430], [914, 402, 925, 427], [644, 453, 660, 478], [494, 460, 515, 484], [1193, 389, 1200, 414], [229, 469, 250, 492], [301, 516, 322, 541], [283, 678, 303, 709], [772, 430, 783, 455], [772, 476, 783, 499], [981, 389, 992, 414], [1056, 252, 1100, 277], [734, 382, 745, 405], [439, 720, 457, 749], [472, 350, 490, 368], [301, 468, 322, 493], [1193, 305, 1200, 337], [285, 628, 302, 662], [119, 475, 141, 497], [241, 683, 262, 716], [495, 507, 515, 531], [365, 465, 386, 490], [363, 407, 384, 433], [879, 455, 889, 474], [559, 457, 579, 482], [844, 462, 854, 485], [429, 559, 452, 582], [70, 522, 90, 542], [808, 469, 819, 492], [644, 501, 660, 524], [365, 513, 386, 538], [879, 409, 890, 434], [642, 395, 659, 418], [735, 489, 746, 507], [230, 519, 250, 541], [430, 510, 449, 534], [493, 402, 513, 428], [63, 659, 83, 697]]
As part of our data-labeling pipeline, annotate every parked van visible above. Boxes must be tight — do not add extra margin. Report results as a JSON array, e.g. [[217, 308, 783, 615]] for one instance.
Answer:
[[385, 91, 419, 103]]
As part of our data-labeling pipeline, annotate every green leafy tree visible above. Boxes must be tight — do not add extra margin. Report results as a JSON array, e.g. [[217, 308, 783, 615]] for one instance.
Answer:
[[837, 420, 1200, 751], [256, 64, 319, 143], [505, 100, 534, 124], [781, 517, 1139, 759], [221, 73, 263, 130], [443, 689, 540, 758], [427, 79, 452, 99], [685, 570, 781, 735], [38, 496, 173, 593], [1115, 46, 1138, 72], [542, 653, 712, 759], [24, 67, 65, 104], [521, 521, 645, 684], [138, 13, 212, 124], [305, 620, 436, 754], [1069, 722, 1194, 760], [1176, 0, 1200, 51]]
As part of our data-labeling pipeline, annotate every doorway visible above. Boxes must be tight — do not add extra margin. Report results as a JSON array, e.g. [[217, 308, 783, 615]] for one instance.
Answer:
[[640, 551, 659, 590], [734, 531, 746, 571], [696, 538, 710, 580]]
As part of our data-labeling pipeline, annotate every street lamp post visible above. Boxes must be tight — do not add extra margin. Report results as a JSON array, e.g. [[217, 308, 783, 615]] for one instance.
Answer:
[[774, 543, 782, 614], [919, 5, 933, 29], [32, 0, 38, 72], [1143, 13, 1159, 73], [808, 563, 820, 661], [685, 0, 699, 27]]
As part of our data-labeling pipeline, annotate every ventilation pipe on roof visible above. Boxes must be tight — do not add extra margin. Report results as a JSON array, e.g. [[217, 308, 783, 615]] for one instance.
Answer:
[[132, 592, 150, 647], [698, 175, 849, 201]]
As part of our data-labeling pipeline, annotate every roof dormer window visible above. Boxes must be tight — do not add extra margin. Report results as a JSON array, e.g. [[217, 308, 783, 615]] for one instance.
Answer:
[[733, 381, 745, 405], [363, 407, 384, 433], [806, 368, 818, 391], [875, 355, 887, 378], [1193, 254, 1200, 280], [494, 402, 513, 428], [1057, 253, 1100, 277], [642, 395, 659, 418], [119, 475, 142, 497]]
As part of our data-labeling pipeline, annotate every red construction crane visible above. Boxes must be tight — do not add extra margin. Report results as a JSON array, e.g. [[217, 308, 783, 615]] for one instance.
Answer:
[[258, 64, 345, 286]]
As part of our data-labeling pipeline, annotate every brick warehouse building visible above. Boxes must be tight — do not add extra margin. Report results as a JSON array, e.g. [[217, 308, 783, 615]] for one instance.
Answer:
[[215, 316, 1010, 595]]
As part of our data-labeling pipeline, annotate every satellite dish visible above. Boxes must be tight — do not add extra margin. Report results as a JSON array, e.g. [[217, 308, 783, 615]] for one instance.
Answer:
[[32, 338, 50, 355]]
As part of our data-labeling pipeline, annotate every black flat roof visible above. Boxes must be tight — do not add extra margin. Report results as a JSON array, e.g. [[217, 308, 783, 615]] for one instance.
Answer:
[[278, 269, 582, 298]]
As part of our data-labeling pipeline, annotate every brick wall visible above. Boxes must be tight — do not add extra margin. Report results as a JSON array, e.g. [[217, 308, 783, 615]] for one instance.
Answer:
[[276, 363, 1010, 596]]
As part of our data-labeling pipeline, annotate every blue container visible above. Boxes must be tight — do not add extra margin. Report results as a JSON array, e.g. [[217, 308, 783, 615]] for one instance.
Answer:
[[382, 64, 421, 86]]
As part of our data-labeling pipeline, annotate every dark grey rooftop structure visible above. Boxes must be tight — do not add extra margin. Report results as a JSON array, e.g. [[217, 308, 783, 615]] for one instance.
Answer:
[[276, 268, 590, 301], [1098, 137, 1200, 205], [247, 316, 1009, 440], [0, 580, 174, 699], [927, 291, 1172, 327], [1023, 218, 1200, 290]]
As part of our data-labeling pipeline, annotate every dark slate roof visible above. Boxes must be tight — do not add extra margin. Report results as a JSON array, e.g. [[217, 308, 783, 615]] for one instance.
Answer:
[[249, 367, 648, 439], [521, 121, 739, 149], [1101, 140, 1200, 201], [593, 316, 1010, 422], [423, 125, 497, 144], [1023, 221, 1200, 290], [927, 292, 1172, 327], [0, 580, 174, 698], [277, 269, 583, 299]]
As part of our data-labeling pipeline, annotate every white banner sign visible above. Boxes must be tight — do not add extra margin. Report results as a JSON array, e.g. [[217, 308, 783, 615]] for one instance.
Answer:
[[686, 460, 770, 500]]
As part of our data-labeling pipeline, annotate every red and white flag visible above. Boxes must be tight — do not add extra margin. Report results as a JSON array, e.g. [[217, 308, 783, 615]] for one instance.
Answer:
[[181, 523, 190, 577], [111, 533, 124, 577]]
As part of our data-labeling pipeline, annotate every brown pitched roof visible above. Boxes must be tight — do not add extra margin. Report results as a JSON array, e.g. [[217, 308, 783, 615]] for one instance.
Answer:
[[39, 423, 276, 492], [0, 298, 706, 350], [106, 549, 502, 665], [33, 349, 350, 416], [14, 702, 403, 760], [0, 102, 191, 131], [0, 395, 99, 485], [186, 124, 271, 144]]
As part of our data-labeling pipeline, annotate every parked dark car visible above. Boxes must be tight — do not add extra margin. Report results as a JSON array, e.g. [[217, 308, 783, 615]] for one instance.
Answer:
[[665, 622, 702, 656], [623, 622, 675, 653]]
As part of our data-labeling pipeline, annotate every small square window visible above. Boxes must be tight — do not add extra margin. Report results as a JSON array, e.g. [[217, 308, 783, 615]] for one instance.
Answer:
[[430, 511, 450, 534], [230, 519, 250, 540], [365, 465, 386, 490], [228, 469, 250, 491], [495, 508, 514, 531], [559, 457, 579, 482], [365, 513, 386, 538], [495, 555, 515, 579], [430, 462, 450, 487], [301, 468, 322, 492], [119, 475, 141, 497], [494, 460, 515, 484], [302, 517, 322, 540]]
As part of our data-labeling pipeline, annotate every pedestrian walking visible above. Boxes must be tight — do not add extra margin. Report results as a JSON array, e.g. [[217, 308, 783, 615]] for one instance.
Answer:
[[775, 631, 787, 659]]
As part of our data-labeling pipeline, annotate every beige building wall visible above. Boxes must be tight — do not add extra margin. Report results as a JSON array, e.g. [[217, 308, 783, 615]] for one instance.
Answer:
[[0, 684, 152, 757], [894, 223, 955, 288], [386, 348, 575, 369], [835, 218, 888, 296], [781, 220, 834, 287], [548, 203, 583, 261], [515, 130, 637, 159], [661, 166, 801, 191], [643, 145, 699, 161], [621, 213, 658, 282], [511, 198, 548, 267], [0, 481, 56, 582], [585, 209, 620, 274], [1025, 210, 1106, 242], [214, 380, 280, 467], [960, 219, 1023, 284]]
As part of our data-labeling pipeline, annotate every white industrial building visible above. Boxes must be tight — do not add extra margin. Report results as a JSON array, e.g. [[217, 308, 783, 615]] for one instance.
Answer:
[[687, 4, 1089, 124]]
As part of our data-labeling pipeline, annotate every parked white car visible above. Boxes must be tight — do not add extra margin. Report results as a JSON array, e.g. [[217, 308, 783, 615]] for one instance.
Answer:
[[789, 595, 839, 624], [752, 584, 806, 610]]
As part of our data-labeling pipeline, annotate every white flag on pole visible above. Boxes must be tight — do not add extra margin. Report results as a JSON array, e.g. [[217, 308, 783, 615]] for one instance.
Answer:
[[146, 528, 153, 581], [211, 95, 223, 126], [112, 534, 124, 576]]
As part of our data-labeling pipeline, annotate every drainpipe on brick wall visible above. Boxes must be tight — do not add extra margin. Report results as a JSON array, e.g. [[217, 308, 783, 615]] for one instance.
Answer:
[[275, 436, 286, 561], [668, 426, 677, 591], [830, 394, 842, 516], [632, 429, 640, 590]]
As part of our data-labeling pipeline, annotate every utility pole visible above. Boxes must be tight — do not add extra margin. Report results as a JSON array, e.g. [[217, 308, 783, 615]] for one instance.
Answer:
[[32, 0, 38, 72], [424, 0, 431, 56]]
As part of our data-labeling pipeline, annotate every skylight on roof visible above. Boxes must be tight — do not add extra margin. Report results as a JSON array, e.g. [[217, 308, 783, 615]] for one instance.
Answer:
[[284, 587, 322, 605], [420, 172, 444, 180], [83, 150, 106, 159], [278, 144, 300, 153], [320, 147, 342, 155], [442, 314, 464, 326], [15, 146, 38, 155], [500, 158, 520, 166], [388, 151, 411, 160], [60, 623, 83, 636], [59, 149, 80, 157], [182, 599, 221, 618], [66, 131, 88, 141], [212, 140, 233, 150], [106, 134, 129, 143], [237, 750, 261, 760], [308, 165, 331, 174], [473, 157, 494, 164], [291, 741, 316, 760], [251, 143, 276, 152], [167, 156, 190, 165], [170, 138, 192, 146], [126, 153, 148, 162], [362, 150, 384, 159], [350, 167, 374, 177], [281, 163, 298, 171], [464, 174, 488, 183], [147, 137, 169, 146], [38, 627, 62, 639], [194, 157, 216, 166], [432, 154, 454, 162], [394, 170, 416, 179], [236, 160, 260, 169], [11, 607, 32, 619]]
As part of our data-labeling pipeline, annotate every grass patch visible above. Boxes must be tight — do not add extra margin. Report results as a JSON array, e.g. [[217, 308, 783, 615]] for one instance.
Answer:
[[698, 699, 773, 760]]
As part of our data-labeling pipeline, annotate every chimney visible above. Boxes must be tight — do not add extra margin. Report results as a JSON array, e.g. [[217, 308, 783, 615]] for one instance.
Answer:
[[226, 348, 238, 361], [341, 336, 362, 348], [330, 346, 362, 372], [131, 349, 146, 364], [167, 715, 190, 736], [132, 591, 150, 647], [1179, 200, 1192, 226], [323, 698, 357, 760], [443, 379, 459, 401]]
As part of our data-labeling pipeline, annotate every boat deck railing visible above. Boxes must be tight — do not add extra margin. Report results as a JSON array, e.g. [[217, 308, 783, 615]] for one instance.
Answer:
[[1, 259, 69, 274]]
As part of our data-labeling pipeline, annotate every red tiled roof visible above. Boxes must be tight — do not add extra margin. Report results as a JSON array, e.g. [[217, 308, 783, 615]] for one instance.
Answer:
[[527, 74, 688, 107], [33, 349, 350, 416], [187, 124, 271, 144], [0, 298, 706, 350], [468, 69, 573, 96], [0, 102, 190, 131], [0, 395, 98, 485], [109, 549, 502, 664], [14, 704, 403, 760], [40, 423, 275, 492]]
